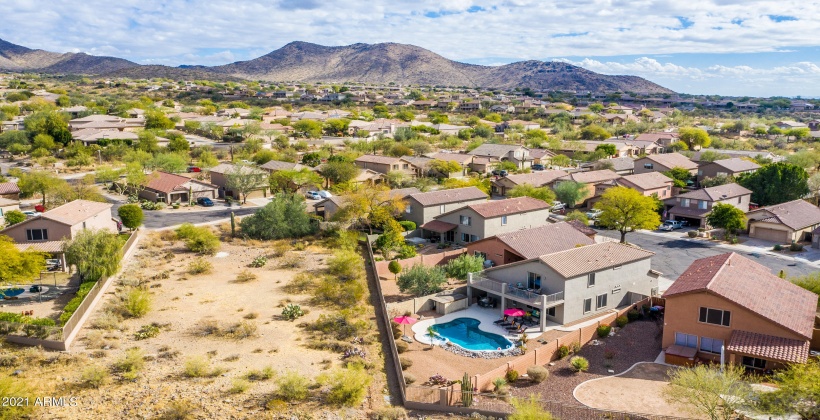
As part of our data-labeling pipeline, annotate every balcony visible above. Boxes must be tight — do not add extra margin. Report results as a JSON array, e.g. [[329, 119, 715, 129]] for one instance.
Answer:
[[469, 273, 564, 308]]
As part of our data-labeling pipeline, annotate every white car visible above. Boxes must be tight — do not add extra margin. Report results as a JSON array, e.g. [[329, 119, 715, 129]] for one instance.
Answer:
[[585, 209, 603, 219], [22, 210, 41, 217], [550, 201, 566, 211], [316, 190, 333, 198], [659, 220, 683, 231], [305, 191, 322, 200]]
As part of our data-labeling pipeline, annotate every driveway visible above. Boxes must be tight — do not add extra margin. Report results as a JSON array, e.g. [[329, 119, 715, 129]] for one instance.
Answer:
[[596, 229, 817, 279]]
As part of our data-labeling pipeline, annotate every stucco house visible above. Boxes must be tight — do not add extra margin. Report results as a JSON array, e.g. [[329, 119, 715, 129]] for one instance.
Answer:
[[551, 170, 621, 208], [746, 199, 820, 243], [0, 197, 20, 225], [139, 172, 218, 204], [354, 155, 416, 176], [662, 253, 817, 369], [468, 144, 532, 170], [468, 242, 657, 331], [0, 182, 21, 200], [314, 187, 419, 221], [403, 187, 488, 229], [208, 163, 269, 199], [663, 183, 752, 228], [426, 196, 550, 244], [466, 222, 595, 267], [633, 153, 698, 175], [491, 170, 567, 196], [258, 160, 311, 173], [697, 158, 760, 184]]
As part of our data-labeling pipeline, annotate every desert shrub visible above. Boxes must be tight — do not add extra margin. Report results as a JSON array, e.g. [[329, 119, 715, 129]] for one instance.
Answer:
[[557, 345, 570, 359], [279, 253, 305, 268], [225, 320, 258, 339], [371, 406, 409, 420], [687, 230, 698, 238], [790, 242, 804, 252], [249, 256, 267, 267], [176, 223, 220, 254], [391, 322, 402, 339], [159, 399, 195, 420], [134, 324, 160, 340], [526, 366, 549, 383], [234, 270, 257, 283], [115, 348, 145, 380], [570, 342, 581, 354], [397, 221, 416, 231], [616, 315, 628, 328], [245, 366, 275, 381], [395, 244, 416, 259], [0, 375, 34, 418], [229, 378, 251, 394], [320, 365, 372, 406], [570, 356, 589, 372], [399, 357, 412, 370], [505, 368, 519, 383], [187, 258, 213, 275], [80, 365, 110, 388], [281, 303, 304, 321], [283, 273, 314, 294], [312, 276, 365, 307], [307, 312, 369, 341], [183, 356, 224, 378], [240, 193, 317, 239], [626, 309, 640, 322], [773, 244, 783, 251], [122, 288, 152, 318], [444, 253, 485, 280], [397, 264, 447, 296], [597, 325, 612, 338], [509, 395, 556, 420], [275, 370, 310, 401], [404, 374, 416, 385], [327, 250, 364, 281], [492, 377, 507, 393], [395, 341, 408, 354], [269, 241, 290, 257]]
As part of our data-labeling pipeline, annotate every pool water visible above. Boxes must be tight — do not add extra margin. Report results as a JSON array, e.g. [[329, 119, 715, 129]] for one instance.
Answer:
[[431, 318, 513, 351]]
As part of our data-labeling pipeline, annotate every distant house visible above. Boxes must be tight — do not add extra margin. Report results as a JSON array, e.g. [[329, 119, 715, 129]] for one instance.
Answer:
[[662, 253, 817, 369], [634, 153, 698, 175], [466, 222, 595, 267], [403, 187, 488, 229], [588, 157, 634, 175], [551, 170, 622, 208], [746, 199, 820, 243], [468, 144, 532, 170], [690, 149, 783, 163], [527, 148, 556, 165], [590, 172, 674, 208], [634, 132, 680, 148], [491, 170, 567, 196], [0, 182, 21, 200], [354, 155, 416, 176], [258, 160, 311, 174], [139, 172, 218, 204], [208, 163, 269, 199], [697, 158, 760, 184], [314, 187, 419, 221], [495, 120, 541, 132], [663, 183, 752, 228], [428, 196, 551, 244], [0, 197, 20, 225], [774, 121, 808, 130]]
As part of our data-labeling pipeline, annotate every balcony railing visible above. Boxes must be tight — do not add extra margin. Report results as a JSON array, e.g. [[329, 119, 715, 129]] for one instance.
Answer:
[[470, 273, 565, 307]]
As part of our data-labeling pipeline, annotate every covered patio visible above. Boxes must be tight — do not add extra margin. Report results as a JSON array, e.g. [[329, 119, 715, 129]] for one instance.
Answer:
[[419, 219, 458, 242], [467, 272, 564, 332], [725, 330, 810, 371]]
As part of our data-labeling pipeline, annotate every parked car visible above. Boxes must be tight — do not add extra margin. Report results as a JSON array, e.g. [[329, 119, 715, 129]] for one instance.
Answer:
[[22, 210, 41, 217], [585, 209, 603, 219], [659, 220, 683, 231], [187, 166, 201, 173], [316, 190, 333, 198], [305, 191, 322, 200], [491, 169, 509, 177], [196, 197, 214, 207], [550, 201, 566, 211], [531, 164, 545, 171]]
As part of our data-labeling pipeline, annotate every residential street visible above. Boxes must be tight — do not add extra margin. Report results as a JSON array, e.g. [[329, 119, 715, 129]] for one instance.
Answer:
[[595, 229, 817, 280]]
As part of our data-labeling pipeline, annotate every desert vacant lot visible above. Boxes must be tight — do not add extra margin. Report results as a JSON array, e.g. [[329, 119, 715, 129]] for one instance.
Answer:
[[1, 226, 388, 419]]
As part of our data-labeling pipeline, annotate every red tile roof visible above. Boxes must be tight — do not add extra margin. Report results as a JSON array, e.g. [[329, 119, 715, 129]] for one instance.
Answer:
[[144, 172, 196, 194], [663, 253, 817, 339], [726, 330, 810, 364], [466, 196, 550, 218], [0, 182, 20, 195], [419, 220, 458, 233]]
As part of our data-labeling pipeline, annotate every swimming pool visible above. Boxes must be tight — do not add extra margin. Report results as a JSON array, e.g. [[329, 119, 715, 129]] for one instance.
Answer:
[[430, 318, 514, 351]]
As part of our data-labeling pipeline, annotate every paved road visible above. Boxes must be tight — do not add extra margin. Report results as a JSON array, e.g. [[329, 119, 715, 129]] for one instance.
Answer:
[[108, 198, 259, 229], [595, 229, 816, 280]]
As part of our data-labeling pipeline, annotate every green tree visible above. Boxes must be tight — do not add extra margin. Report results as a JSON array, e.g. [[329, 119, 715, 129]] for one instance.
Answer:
[[507, 184, 556, 204], [737, 162, 809, 206], [136, 131, 159, 153], [319, 160, 359, 187], [388, 260, 401, 279], [698, 150, 728, 163], [664, 364, 751, 420], [552, 181, 587, 208], [755, 360, 820, 419], [786, 127, 810, 141], [395, 110, 415, 122], [144, 110, 175, 130], [3, 209, 27, 226], [167, 135, 190, 152], [270, 168, 323, 194], [595, 186, 661, 243], [444, 254, 484, 280], [706, 203, 746, 236], [579, 124, 611, 140], [397, 264, 447, 296], [595, 143, 617, 156], [792, 273, 820, 302], [24, 110, 68, 138], [149, 153, 188, 173], [197, 150, 219, 168], [564, 210, 589, 225], [664, 167, 692, 188], [17, 170, 67, 206], [0, 235, 46, 284], [292, 119, 323, 138], [679, 127, 711, 149], [239, 194, 316, 239], [588, 103, 604, 113], [301, 152, 322, 167], [32, 133, 56, 150], [225, 164, 268, 204], [429, 159, 462, 176], [550, 154, 572, 167], [700, 174, 734, 188], [333, 184, 407, 234], [63, 229, 123, 282], [375, 220, 405, 260], [117, 204, 144, 231]]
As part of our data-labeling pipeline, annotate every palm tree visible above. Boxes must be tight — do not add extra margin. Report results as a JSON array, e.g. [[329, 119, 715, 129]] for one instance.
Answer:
[[427, 325, 436, 348]]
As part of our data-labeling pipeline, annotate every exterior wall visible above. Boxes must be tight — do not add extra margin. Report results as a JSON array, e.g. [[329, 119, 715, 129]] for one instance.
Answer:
[[466, 238, 525, 267], [697, 163, 757, 183], [482, 260, 566, 324], [69, 209, 117, 237], [318, 201, 341, 221], [138, 189, 162, 203], [748, 221, 795, 242], [355, 161, 393, 174], [633, 159, 674, 175], [403, 197, 486, 227], [210, 172, 229, 188], [563, 258, 655, 324], [435, 208, 550, 244], [2, 219, 72, 243], [662, 292, 808, 364]]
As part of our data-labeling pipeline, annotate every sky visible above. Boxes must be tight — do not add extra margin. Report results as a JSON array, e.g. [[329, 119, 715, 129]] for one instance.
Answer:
[[2, 0, 820, 97]]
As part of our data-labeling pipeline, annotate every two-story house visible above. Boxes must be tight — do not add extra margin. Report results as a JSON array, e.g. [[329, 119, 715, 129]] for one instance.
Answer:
[[353, 155, 416, 176], [404, 187, 488, 232], [550, 170, 622, 209], [663, 183, 752, 228], [746, 199, 820, 243], [696, 158, 760, 184], [466, 222, 595, 267], [633, 153, 698, 176], [468, 242, 657, 331], [588, 172, 674, 208], [491, 170, 567, 196], [428, 196, 550, 244], [468, 144, 532, 170], [662, 253, 817, 370]]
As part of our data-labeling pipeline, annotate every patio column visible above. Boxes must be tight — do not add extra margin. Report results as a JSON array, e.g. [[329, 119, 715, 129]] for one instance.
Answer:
[[540, 295, 547, 332], [500, 282, 507, 312], [466, 273, 473, 303]]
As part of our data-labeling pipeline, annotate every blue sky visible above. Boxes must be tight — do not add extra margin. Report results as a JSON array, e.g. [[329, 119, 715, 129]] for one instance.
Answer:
[[2, 0, 820, 97]]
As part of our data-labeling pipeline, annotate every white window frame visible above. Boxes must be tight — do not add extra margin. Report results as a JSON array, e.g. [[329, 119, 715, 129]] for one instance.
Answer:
[[675, 332, 698, 348], [699, 307, 731, 327], [460, 215, 471, 226], [699, 337, 724, 354], [501, 215, 507, 225], [587, 273, 596, 287], [596, 293, 608, 310], [440, 205, 445, 214], [583, 298, 592, 314]]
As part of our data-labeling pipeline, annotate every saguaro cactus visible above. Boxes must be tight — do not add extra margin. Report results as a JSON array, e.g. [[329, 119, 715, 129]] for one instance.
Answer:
[[230, 211, 236, 237], [461, 372, 473, 407]]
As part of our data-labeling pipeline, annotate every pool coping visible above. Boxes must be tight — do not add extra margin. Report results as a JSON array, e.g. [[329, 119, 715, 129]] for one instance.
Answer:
[[422, 317, 516, 353]]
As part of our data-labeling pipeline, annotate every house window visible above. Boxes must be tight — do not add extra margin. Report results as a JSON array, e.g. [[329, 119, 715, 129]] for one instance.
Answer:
[[698, 200, 707, 210], [26, 229, 48, 241], [392, 165, 398, 170], [546, 307, 556, 317], [742, 356, 766, 369], [402, 164, 409, 169], [527, 272, 541, 289], [587, 273, 595, 287], [700, 337, 724, 354], [699, 307, 731, 327], [675, 332, 698, 348], [460, 215, 471, 226], [471, 234, 479, 242], [474, 251, 487, 260], [650, 287, 659, 296], [501, 216, 508, 225], [440, 205, 445, 214], [643, 163, 654, 169], [583, 298, 592, 314], [461, 233, 470, 242], [737, 197, 741, 204], [681, 198, 690, 207], [596, 293, 608, 310], [405, 205, 412, 214], [697, 169, 703, 176]]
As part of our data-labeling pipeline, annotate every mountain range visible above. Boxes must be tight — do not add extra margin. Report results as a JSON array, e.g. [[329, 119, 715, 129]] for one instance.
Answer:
[[0, 39, 673, 93]]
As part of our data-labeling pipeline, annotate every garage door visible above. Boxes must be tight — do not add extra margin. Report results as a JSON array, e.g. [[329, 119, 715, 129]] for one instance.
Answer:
[[752, 227, 789, 243]]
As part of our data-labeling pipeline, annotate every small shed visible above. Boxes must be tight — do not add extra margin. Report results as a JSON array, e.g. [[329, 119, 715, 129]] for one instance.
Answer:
[[430, 293, 468, 315]]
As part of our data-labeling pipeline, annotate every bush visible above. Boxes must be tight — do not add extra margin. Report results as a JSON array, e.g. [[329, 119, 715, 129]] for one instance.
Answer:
[[444, 253, 485, 280], [91, 310, 123, 330], [570, 342, 581, 354], [687, 230, 698, 238], [234, 270, 257, 283], [229, 378, 251, 394], [790, 242, 804, 252], [395, 341, 408, 354], [80, 365, 110, 388], [249, 256, 267, 267], [281, 303, 304, 321], [616, 316, 628, 328], [245, 366, 275, 381], [627, 309, 640, 322], [187, 258, 213, 275], [279, 253, 305, 268], [134, 324, 160, 340], [117, 204, 144, 230], [122, 288, 152, 318], [115, 348, 145, 380], [597, 325, 612, 338], [570, 356, 589, 372], [397, 221, 416, 231], [276, 371, 310, 401], [3, 210, 26, 226], [312, 275, 365, 308], [526, 366, 549, 383], [175, 223, 220, 254], [404, 374, 416, 385], [371, 406, 409, 420], [397, 264, 447, 296], [395, 244, 417, 259], [283, 273, 314, 294], [320, 365, 372, 406], [160, 400, 195, 420], [399, 357, 412, 370], [240, 194, 317, 240], [327, 250, 364, 282], [773, 244, 783, 251], [183, 356, 224, 378], [509, 395, 556, 420], [557, 345, 570, 359], [505, 368, 520, 383], [0, 375, 34, 419]]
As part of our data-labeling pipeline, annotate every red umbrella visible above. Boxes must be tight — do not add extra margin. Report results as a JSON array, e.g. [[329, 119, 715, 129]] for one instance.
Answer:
[[503, 308, 526, 317], [393, 315, 418, 336]]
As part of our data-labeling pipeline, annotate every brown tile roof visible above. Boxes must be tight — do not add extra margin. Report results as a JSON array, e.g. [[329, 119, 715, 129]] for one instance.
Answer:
[[708, 158, 761, 173], [674, 183, 752, 202], [617, 172, 673, 191], [208, 163, 267, 176], [527, 148, 556, 159], [144, 172, 210, 194], [465, 196, 550, 218], [667, 206, 710, 218], [490, 222, 595, 259], [634, 132, 679, 142], [726, 330, 809, 364], [426, 152, 474, 164], [408, 187, 488, 206], [537, 242, 654, 278], [639, 153, 697, 170], [0, 182, 21, 195], [560, 169, 620, 184], [42, 199, 112, 226], [566, 219, 596, 237], [599, 157, 635, 172], [419, 220, 458, 233], [354, 154, 404, 165], [663, 253, 817, 338], [15, 241, 65, 253], [747, 199, 820, 230], [259, 160, 309, 172], [500, 170, 567, 187]]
